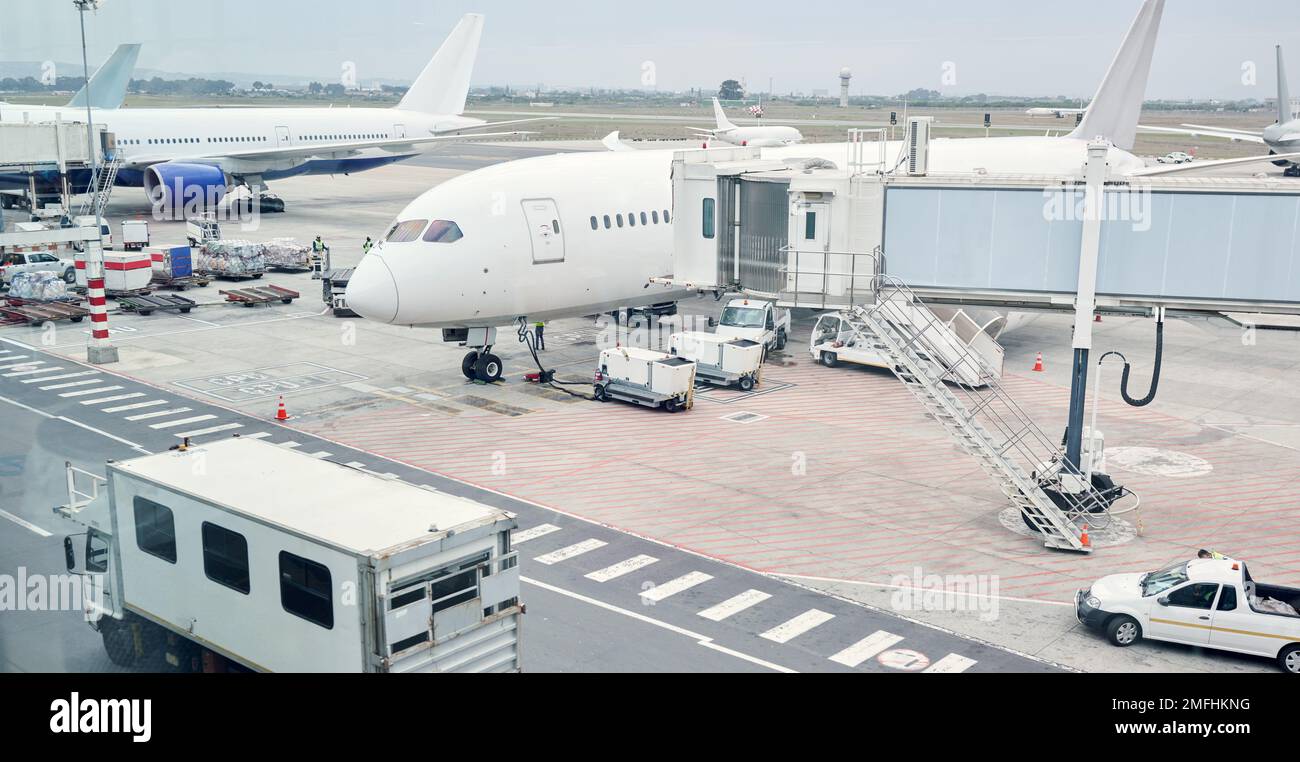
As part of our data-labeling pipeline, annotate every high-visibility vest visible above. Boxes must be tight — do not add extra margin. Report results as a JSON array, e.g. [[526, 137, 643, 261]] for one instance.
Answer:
[[362, 241, 372, 253], [312, 240, 325, 252]]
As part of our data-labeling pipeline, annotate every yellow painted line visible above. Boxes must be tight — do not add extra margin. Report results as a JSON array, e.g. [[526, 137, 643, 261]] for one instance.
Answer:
[[1150, 617, 1295, 641]]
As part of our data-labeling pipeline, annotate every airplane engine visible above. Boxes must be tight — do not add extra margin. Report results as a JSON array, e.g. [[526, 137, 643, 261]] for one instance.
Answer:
[[144, 162, 228, 218]]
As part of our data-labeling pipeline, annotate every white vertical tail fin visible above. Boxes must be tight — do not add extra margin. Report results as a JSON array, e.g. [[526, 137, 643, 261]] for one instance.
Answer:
[[713, 98, 738, 131], [1278, 46, 1292, 124], [66, 43, 141, 110], [398, 14, 484, 115], [1068, 0, 1165, 150]]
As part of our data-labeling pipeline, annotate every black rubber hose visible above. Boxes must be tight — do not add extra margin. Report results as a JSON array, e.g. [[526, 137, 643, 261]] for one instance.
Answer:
[[1099, 317, 1164, 408]]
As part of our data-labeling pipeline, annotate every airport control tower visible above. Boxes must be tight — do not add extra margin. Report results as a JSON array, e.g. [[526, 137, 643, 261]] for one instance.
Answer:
[[839, 68, 852, 108]]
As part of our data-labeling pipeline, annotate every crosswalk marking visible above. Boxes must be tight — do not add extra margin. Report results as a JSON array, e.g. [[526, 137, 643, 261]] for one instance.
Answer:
[[829, 631, 905, 668], [760, 609, 835, 644], [150, 414, 217, 430], [923, 654, 978, 674], [29, 371, 98, 384], [343, 461, 367, 469], [175, 423, 243, 439], [307, 451, 333, 459], [242, 432, 272, 440], [4, 366, 62, 378], [278, 441, 301, 449], [59, 385, 123, 398], [102, 400, 168, 414], [0, 360, 36, 371], [512, 524, 561, 544], [585, 555, 658, 582], [38, 379, 102, 391], [534, 539, 607, 565], [698, 589, 772, 622], [80, 392, 145, 406], [640, 571, 713, 603], [125, 407, 191, 421]]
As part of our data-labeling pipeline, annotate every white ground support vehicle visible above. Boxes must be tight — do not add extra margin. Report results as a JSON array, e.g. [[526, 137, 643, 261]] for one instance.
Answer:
[[715, 298, 790, 353], [0, 249, 78, 286], [669, 331, 764, 391], [1077, 558, 1300, 673], [809, 312, 890, 371], [595, 346, 697, 412], [1156, 151, 1194, 164], [185, 213, 222, 247], [120, 219, 150, 250], [71, 216, 113, 249], [56, 437, 523, 673]]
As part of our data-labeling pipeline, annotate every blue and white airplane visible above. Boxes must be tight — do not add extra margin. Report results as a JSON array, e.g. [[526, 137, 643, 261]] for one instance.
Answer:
[[0, 14, 544, 213]]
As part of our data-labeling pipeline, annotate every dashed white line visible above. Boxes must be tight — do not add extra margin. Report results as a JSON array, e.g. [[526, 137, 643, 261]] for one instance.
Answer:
[[829, 631, 905, 668], [80, 392, 145, 406], [175, 423, 243, 439], [641, 571, 713, 603], [38, 379, 102, 391], [924, 654, 978, 673], [125, 407, 191, 421], [760, 609, 835, 644], [30, 371, 99, 385], [534, 539, 607, 565], [102, 400, 168, 414], [150, 414, 217, 430], [512, 524, 561, 544], [698, 589, 772, 622], [0, 509, 53, 538], [585, 555, 658, 582], [58, 385, 123, 398]]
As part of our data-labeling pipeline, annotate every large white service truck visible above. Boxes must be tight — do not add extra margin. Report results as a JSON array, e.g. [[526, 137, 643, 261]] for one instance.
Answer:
[[56, 437, 523, 673]]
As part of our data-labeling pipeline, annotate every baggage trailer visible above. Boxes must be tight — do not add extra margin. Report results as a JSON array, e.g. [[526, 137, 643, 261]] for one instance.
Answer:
[[220, 284, 299, 307], [670, 331, 764, 391], [594, 346, 696, 412], [55, 437, 523, 673]]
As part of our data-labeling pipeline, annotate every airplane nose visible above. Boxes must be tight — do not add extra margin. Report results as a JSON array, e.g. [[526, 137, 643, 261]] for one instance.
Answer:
[[347, 256, 399, 323]]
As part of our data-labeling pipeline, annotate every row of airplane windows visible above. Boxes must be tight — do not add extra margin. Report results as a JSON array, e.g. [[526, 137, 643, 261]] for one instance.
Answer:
[[590, 209, 671, 231], [116, 133, 390, 147]]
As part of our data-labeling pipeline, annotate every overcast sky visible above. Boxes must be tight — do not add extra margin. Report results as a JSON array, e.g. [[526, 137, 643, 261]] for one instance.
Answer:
[[3, 1, 1300, 99]]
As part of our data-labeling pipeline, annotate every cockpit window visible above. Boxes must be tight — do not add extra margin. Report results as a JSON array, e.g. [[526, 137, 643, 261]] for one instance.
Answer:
[[423, 220, 464, 244], [386, 219, 428, 243]]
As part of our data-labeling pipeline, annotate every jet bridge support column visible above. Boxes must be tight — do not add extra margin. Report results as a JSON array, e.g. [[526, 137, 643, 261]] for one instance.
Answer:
[[1065, 142, 1111, 467]]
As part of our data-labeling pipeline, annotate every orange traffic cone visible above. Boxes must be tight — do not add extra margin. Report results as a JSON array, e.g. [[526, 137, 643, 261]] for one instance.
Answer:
[[1032, 353, 1045, 372], [1081, 525, 1092, 548], [275, 395, 289, 421]]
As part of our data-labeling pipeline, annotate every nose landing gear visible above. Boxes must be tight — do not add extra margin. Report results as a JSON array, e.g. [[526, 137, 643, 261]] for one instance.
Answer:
[[462, 350, 504, 383]]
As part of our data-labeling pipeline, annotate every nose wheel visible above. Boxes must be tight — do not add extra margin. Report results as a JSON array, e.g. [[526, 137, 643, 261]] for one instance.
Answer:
[[462, 350, 503, 383]]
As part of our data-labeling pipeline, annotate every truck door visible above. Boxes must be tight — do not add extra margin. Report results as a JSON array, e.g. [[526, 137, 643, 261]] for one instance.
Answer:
[[275, 126, 291, 147], [1147, 583, 1217, 646], [522, 198, 565, 264], [1210, 584, 1280, 657]]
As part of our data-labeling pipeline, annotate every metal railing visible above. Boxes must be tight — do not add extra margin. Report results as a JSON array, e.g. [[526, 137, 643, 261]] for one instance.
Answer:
[[777, 245, 883, 310]]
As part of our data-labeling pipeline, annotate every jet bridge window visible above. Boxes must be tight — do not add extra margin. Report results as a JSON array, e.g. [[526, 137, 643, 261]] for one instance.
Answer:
[[385, 219, 428, 243], [422, 220, 463, 243], [202, 522, 250, 595], [279, 551, 334, 629], [702, 198, 716, 239], [133, 497, 177, 564]]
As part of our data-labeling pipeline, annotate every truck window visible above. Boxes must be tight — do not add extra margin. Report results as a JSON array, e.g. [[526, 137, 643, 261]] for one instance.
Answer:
[[279, 552, 333, 629], [1217, 585, 1238, 612], [133, 497, 177, 564], [202, 522, 250, 595], [1166, 583, 1219, 610], [86, 530, 110, 574]]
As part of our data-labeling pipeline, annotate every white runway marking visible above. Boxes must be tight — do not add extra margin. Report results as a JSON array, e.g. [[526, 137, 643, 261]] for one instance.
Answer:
[[102, 400, 168, 413], [534, 539, 607, 565], [585, 555, 658, 582], [698, 589, 772, 622], [30, 371, 99, 385], [829, 631, 905, 668], [125, 407, 191, 421], [175, 423, 243, 439], [641, 571, 713, 602], [760, 609, 835, 644], [0, 509, 53, 538], [58, 386, 123, 398], [80, 392, 145, 406], [924, 654, 978, 673], [150, 414, 217, 430], [512, 524, 561, 544]]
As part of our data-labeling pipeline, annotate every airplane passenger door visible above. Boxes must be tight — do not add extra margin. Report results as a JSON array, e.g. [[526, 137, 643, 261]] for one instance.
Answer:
[[275, 126, 291, 147], [393, 124, 406, 139], [522, 198, 565, 264]]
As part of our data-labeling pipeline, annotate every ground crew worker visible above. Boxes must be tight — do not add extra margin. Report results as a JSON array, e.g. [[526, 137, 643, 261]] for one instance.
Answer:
[[310, 235, 328, 278], [362, 236, 373, 256], [1198, 549, 1230, 561], [534, 320, 546, 351]]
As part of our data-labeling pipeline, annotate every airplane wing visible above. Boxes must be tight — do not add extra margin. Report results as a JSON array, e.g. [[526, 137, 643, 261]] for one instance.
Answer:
[[119, 131, 535, 170], [601, 131, 635, 152], [436, 117, 556, 134], [1138, 124, 1267, 144], [1127, 151, 1300, 177]]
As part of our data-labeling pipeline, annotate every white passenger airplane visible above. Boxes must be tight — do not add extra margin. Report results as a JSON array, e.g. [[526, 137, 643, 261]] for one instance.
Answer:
[[1141, 46, 1300, 176], [0, 14, 546, 213], [689, 98, 803, 147], [1026, 106, 1087, 118], [346, 0, 1295, 382]]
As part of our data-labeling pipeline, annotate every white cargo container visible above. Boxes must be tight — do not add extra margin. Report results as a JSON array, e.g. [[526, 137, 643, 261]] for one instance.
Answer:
[[670, 331, 764, 391], [56, 437, 523, 673], [595, 346, 696, 412], [74, 250, 152, 293], [120, 219, 150, 250]]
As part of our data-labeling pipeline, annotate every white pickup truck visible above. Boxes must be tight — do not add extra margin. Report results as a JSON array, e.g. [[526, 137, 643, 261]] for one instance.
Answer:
[[1077, 558, 1300, 673], [715, 298, 790, 353]]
